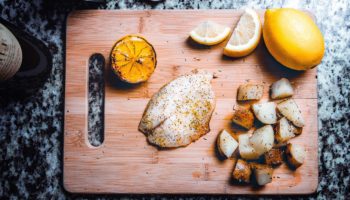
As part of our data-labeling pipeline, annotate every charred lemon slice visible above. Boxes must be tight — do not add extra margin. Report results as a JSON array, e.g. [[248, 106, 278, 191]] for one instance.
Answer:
[[111, 35, 156, 84]]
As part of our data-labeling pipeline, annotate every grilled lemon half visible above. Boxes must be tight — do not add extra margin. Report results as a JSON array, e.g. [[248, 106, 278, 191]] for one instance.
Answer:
[[111, 35, 157, 84]]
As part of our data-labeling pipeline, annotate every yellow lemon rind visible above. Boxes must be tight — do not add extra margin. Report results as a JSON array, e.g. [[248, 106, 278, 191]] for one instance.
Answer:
[[263, 8, 325, 71]]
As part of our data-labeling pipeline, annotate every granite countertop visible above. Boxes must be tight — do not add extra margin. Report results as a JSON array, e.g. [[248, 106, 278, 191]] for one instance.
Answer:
[[0, 0, 349, 199]]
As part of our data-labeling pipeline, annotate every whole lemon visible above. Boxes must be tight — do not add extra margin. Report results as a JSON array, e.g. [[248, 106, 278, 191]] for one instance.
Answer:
[[263, 8, 325, 70]]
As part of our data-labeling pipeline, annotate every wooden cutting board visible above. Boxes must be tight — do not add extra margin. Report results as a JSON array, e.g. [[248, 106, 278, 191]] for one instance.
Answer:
[[64, 10, 318, 194]]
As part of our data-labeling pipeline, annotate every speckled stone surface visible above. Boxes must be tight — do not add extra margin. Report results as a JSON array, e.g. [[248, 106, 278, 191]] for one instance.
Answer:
[[0, 0, 349, 199]]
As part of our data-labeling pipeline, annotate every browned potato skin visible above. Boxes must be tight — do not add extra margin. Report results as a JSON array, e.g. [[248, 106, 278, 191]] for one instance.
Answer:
[[293, 127, 303, 135], [249, 162, 267, 170], [237, 84, 264, 100], [232, 107, 254, 129], [232, 159, 252, 183], [264, 148, 283, 166]]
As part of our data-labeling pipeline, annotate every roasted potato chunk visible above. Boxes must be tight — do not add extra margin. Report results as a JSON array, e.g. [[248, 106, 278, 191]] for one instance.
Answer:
[[264, 148, 283, 166], [275, 117, 296, 143], [286, 143, 306, 169], [270, 78, 294, 99], [238, 133, 260, 160], [217, 130, 239, 158], [237, 84, 264, 101], [232, 106, 254, 129], [249, 125, 274, 156], [232, 159, 252, 183], [277, 99, 305, 127], [253, 165, 273, 186], [250, 163, 273, 186], [252, 102, 277, 124]]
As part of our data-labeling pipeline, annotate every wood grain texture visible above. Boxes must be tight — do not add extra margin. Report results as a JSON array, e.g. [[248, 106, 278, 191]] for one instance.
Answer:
[[64, 10, 318, 194]]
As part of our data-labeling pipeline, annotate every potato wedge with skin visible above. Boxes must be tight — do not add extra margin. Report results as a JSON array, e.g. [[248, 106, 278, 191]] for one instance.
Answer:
[[232, 106, 254, 129], [252, 102, 277, 124], [232, 159, 252, 183], [277, 99, 305, 127], [217, 130, 239, 158], [271, 78, 294, 99], [249, 125, 274, 156], [250, 163, 273, 186], [275, 117, 296, 143], [238, 133, 260, 160], [286, 143, 306, 169], [264, 148, 283, 166], [237, 84, 264, 101]]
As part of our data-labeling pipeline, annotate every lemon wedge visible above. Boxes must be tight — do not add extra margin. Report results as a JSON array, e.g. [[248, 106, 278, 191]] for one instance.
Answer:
[[190, 21, 231, 46], [224, 9, 262, 57]]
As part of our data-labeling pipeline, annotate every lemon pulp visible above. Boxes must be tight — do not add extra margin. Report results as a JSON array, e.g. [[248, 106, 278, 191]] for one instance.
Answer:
[[223, 9, 262, 57], [111, 35, 156, 83], [190, 21, 231, 46]]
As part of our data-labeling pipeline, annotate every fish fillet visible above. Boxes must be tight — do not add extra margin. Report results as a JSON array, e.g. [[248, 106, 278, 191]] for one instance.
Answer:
[[139, 71, 216, 148]]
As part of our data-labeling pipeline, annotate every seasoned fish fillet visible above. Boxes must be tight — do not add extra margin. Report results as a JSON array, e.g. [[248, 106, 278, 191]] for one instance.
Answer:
[[139, 71, 215, 148]]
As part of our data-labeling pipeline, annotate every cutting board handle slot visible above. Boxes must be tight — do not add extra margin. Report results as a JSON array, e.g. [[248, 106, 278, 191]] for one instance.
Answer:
[[87, 53, 105, 147]]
